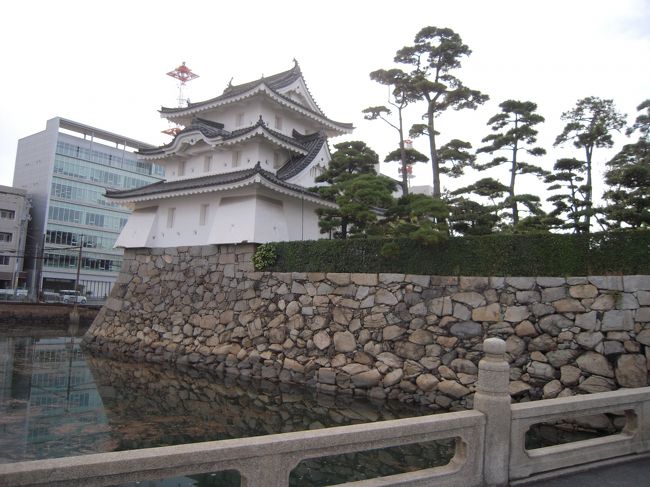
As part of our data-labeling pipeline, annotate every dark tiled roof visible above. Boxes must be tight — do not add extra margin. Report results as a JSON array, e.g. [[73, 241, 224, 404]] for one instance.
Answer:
[[139, 117, 312, 156], [160, 63, 304, 115], [105, 162, 326, 201], [221, 63, 304, 98], [158, 63, 353, 132], [140, 118, 230, 155], [277, 131, 327, 179]]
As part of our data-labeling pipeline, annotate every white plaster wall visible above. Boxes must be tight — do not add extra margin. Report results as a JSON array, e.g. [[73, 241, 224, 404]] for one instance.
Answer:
[[253, 196, 289, 243], [115, 206, 157, 248], [209, 195, 256, 244], [117, 187, 325, 248]]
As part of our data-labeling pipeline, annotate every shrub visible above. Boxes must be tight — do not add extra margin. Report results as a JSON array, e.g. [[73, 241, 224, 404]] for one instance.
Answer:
[[266, 230, 650, 276]]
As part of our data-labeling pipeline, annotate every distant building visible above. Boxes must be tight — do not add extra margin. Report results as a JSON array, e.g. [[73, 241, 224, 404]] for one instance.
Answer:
[[0, 185, 30, 289], [13, 118, 163, 298], [108, 61, 353, 248]]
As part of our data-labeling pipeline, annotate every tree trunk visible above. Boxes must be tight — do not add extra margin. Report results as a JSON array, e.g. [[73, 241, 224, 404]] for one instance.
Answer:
[[398, 108, 409, 196], [427, 104, 440, 197], [583, 145, 593, 233], [510, 141, 519, 226]]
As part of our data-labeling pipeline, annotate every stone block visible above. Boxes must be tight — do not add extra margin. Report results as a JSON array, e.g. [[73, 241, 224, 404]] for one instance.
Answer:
[[569, 284, 598, 299], [575, 311, 598, 331], [538, 314, 572, 336], [406, 274, 430, 287], [416, 374, 439, 391], [617, 293, 639, 310], [516, 290, 542, 304], [394, 341, 425, 360], [459, 276, 490, 291], [553, 298, 586, 313], [378, 273, 405, 284], [537, 277, 566, 287], [588, 276, 624, 291], [383, 325, 406, 341], [472, 303, 501, 322], [602, 310, 634, 331], [635, 307, 650, 322], [383, 369, 403, 387], [624, 275, 650, 292], [351, 369, 382, 387], [313, 330, 331, 350], [451, 291, 485, 308], [333, 331, 356, 353], [437, 380, 470, 398], [506, 277, 536, 290], [450, 321, 483, 338], [591, 294, 616, 310], [560, 365, 582, 386], [453, 303, 472, 321], [541, 287, 567, 302], [576, 331, 604, 350], [615, 354, 648, 388], [409, 329, 435, 345], [375, 288, 398, 305], [576, 351, 614, 378], [504, 306, 530, 323], [578, 375, 616, 393]]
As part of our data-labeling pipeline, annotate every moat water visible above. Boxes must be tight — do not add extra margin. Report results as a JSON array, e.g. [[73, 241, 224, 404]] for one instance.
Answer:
[[0, 325, 454, 486]]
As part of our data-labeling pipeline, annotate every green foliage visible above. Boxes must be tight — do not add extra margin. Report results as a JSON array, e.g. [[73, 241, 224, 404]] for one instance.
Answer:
[[252, 243, 278, 270], [603, 100, 650, 229], [545, 158, 589, 233], [554, 97, 627, 231], [476, 100, 548, 225], [312, 141, 389, 238], [382, 194, 449, 244], [393, 26, 489, 197], [267, 230, 650, 276]]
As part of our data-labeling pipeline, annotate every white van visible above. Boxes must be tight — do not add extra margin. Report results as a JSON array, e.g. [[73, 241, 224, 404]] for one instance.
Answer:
[[60, 290, 87, 304]]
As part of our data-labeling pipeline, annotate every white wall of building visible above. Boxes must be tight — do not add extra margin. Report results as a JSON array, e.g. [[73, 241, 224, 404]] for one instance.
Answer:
[[116, 185, 325, 248]]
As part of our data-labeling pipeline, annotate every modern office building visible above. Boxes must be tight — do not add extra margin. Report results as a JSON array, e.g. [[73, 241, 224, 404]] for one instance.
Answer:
[[0, 185, 30, 290], [13, 118, 163, 298]]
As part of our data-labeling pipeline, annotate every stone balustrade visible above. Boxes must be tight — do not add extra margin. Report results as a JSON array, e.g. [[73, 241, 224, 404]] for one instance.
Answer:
[[3, 337, 649, 487]]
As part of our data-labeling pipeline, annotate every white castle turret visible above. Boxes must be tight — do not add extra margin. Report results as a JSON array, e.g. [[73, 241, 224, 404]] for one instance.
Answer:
[[108, 61, 353, 248]]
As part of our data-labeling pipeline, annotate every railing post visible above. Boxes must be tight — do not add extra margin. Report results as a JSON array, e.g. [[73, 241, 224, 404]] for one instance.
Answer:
[[474, 337, 511, 487]]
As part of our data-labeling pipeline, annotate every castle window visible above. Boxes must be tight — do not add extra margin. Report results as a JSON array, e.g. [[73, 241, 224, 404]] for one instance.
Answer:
[[232, 151, 241, 168], [199, 204, 209, 226], [273, 151, 282, 169], [204, 155, 212, 173], [236, 113, 244, 127], [178, 161, 186, 177], [167, 208, 175, 228], [275, 116, 283, 130]]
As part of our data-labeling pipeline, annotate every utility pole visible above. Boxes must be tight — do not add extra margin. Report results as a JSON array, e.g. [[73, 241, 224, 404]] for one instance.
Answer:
[[70, 235, 83, 324]]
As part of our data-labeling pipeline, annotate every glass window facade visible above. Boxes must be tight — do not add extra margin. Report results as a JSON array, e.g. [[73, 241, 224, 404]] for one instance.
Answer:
[[40, 136, 163, 297]]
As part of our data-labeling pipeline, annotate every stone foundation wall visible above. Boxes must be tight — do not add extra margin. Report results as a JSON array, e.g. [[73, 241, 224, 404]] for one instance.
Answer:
[[84, 245, 650, 410]]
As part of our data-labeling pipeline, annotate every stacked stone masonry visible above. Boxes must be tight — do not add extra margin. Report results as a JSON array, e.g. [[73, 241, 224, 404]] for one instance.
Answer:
[[84, 245, 650, 412]]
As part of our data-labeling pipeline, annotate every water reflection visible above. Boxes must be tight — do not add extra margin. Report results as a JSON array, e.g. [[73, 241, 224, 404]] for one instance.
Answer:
[[0, 334, 111, 463], [0, 330, 436, 469]]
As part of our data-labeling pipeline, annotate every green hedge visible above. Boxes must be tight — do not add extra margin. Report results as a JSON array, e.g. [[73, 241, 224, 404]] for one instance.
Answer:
[[268, 230, 650, 276]]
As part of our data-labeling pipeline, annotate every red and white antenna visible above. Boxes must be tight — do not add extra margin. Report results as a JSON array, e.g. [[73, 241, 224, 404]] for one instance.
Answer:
[[167, 61, 199, 107], [163, 62, 199, 137]]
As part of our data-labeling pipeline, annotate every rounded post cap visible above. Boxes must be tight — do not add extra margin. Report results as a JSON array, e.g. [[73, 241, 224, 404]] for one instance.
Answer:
[[483, 337, 506, 355]]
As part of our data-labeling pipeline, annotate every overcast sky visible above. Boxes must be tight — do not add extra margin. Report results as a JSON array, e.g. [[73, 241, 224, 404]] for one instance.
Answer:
[[2, 0, 648, 206]]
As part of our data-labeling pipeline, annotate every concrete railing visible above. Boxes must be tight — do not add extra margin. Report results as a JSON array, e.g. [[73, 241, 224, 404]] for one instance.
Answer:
[[1, 338, 648, 487]]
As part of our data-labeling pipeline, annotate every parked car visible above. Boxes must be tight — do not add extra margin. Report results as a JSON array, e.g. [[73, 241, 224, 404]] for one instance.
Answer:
[[41, 291, 61, 303], [59, 290, 87, 304]]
